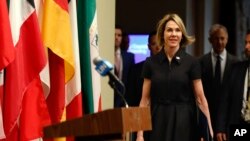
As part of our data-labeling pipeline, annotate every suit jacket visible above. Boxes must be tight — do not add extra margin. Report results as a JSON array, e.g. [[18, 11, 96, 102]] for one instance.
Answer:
[[126, 61, 145, 106], [121, 50, 135, 87], [114, 50, 135, 107], [218, 61, 249, 134], [199, 52, 238, 141]]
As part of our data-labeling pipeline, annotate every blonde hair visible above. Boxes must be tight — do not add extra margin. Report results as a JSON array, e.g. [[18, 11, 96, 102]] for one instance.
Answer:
[[156, 13, 195, 48]]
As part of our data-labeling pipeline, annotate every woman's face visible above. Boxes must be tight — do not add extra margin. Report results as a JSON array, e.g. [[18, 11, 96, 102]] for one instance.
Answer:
[[164, 20, 182, 49]]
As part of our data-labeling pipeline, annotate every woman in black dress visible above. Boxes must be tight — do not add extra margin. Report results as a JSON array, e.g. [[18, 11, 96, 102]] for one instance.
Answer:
[[136, 13, 213, 141]]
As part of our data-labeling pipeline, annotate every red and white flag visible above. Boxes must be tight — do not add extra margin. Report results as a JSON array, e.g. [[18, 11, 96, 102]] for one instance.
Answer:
[[0, 0, 15, 70], [0, 0, 15, 139], [67, 0, 83, 120], [2, 0, 50, 140]]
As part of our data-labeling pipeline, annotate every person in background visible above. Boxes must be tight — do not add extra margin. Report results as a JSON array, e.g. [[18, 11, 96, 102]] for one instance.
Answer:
[[126, 31, 160, 141], [136, 13, 213, 141], [120, 32, 130, 51], [199, 24, 238, 141], [114, 25, 135, 108], [126, 31, 161, 107], [217, 29, 250, 141]]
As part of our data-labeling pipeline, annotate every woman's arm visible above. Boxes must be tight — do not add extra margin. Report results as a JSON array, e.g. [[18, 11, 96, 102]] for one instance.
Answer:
[[193, 79, 214, 138], [136, 78, 151, 141]]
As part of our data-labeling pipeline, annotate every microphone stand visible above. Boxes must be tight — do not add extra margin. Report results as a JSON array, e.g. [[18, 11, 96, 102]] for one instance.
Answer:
[[108, 76, 137, 141], [108, 78, 129, 108]]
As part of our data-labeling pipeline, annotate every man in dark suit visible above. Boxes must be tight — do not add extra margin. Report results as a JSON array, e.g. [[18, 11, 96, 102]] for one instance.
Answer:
[[199, 24, 238, 141], [217, 30, 250, 141], [114, 25, 135, 107]]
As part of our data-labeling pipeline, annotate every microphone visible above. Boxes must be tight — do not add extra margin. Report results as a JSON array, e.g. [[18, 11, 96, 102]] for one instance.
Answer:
[[93, 56, 123, 85], [93, 56, 129, 108]]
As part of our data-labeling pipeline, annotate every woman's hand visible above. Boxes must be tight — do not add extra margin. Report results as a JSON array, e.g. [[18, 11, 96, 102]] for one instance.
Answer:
[[217, 132, 227, 141], [136, 135, 144, 141]]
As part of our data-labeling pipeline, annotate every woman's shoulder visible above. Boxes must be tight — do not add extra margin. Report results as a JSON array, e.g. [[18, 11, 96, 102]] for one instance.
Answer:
[[147, 50, 165, 61], [179, 49, 198, 62]]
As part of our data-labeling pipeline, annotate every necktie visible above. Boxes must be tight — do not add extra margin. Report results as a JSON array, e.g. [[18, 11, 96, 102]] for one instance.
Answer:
[[214, 55, 221, 84], [115, 52, 121, 78]]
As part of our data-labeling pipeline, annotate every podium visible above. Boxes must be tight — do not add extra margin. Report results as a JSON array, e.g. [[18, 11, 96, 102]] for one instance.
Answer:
[[43, 107, 152, 141]]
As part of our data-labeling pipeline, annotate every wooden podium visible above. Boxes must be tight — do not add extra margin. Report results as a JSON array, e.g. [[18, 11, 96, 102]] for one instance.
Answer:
[[43, 107, 152, 141]]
